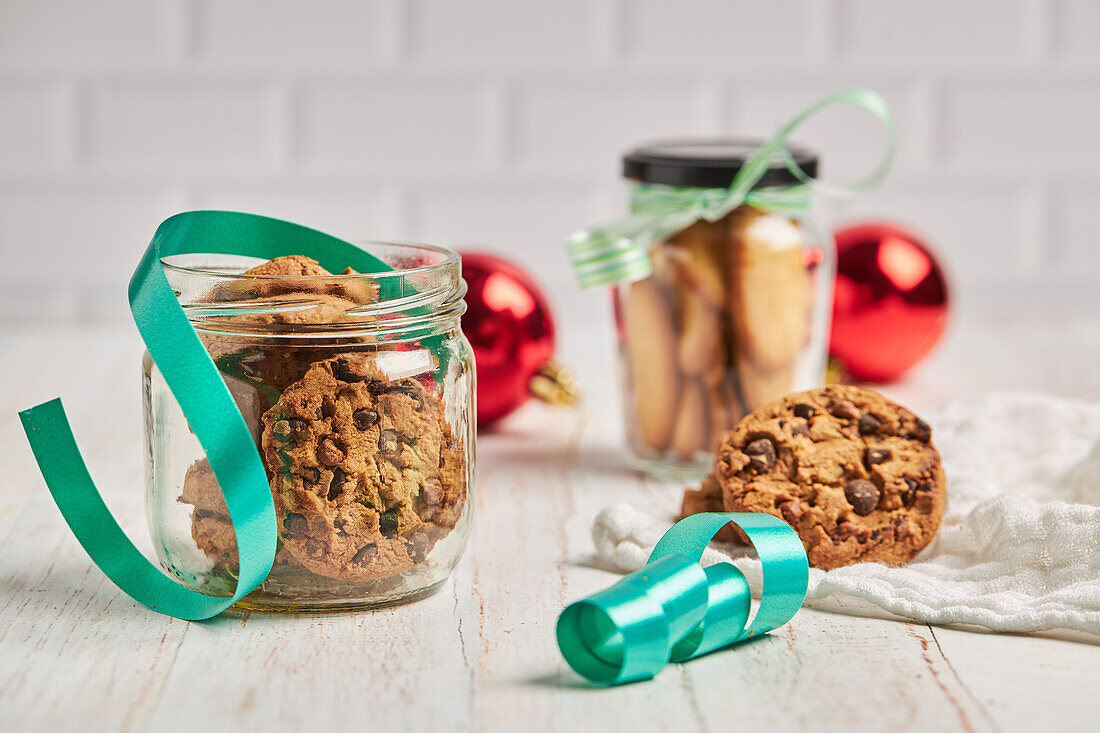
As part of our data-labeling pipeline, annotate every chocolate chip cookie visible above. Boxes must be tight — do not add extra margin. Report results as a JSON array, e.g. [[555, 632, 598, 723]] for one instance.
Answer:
[[688, 385, 944, 569], [180, 458, 239, 569], [216, 254, 378, 305], [179, 457, 297, 570], [260, 353, 467, 582]]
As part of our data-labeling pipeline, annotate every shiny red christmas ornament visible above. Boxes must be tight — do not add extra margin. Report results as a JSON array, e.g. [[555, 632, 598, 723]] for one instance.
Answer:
[[460, 252, 578, 429], [830, 222, 950, 383]]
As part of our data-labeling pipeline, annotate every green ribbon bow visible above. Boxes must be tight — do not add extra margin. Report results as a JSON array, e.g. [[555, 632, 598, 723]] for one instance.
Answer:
[[556, 512, 809, 685], [565, 88, 895, 289], [20, 211, 398, 620]]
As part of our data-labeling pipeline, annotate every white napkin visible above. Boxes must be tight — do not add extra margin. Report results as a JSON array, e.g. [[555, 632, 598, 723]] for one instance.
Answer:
[[592, 392, 1100, 636]]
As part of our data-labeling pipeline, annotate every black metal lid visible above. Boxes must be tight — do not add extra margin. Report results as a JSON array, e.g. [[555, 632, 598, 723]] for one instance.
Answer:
[[622, 138, 819, 189]]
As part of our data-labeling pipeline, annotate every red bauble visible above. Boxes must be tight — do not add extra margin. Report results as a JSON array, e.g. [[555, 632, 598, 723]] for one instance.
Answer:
[[460, 252, 557, 428], [830, 222, 950, 383]]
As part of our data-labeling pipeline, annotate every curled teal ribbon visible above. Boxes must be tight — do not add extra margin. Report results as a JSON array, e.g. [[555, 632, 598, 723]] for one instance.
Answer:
[[19, 211, 397, 620], [565, 88, 895, 288], [556, 512, 808, 685]]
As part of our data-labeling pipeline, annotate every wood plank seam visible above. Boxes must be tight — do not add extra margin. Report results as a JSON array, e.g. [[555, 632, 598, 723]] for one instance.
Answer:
[[927, 625, 1002, 733]]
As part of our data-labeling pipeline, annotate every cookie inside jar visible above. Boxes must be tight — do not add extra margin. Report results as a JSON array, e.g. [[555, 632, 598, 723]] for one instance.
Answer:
[[615, 138, 829, 478], [151, 249, 474, 609]]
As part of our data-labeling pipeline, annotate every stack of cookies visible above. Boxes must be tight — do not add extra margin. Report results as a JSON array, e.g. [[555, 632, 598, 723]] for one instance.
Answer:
[[178, 256, 468, 587], [682, 385, 946, 569], [621, 209, 814, 465]]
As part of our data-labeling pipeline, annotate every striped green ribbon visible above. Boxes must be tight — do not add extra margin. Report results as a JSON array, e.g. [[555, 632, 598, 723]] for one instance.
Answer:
[[565, 88, 895, 289], [556, 512, 808, 685]]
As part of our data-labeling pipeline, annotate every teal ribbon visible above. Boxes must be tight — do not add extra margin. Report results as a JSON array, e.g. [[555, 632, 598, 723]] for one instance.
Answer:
[[565, 88, 895, 288], [556, 512, 808, 685], [19, 211, 396, 620]]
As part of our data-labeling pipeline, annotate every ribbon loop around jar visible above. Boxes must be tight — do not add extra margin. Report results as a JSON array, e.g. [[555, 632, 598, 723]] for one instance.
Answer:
[[556, 512, 809, 685], [565, 87, 896, 289], [19, 211, 397, 621]]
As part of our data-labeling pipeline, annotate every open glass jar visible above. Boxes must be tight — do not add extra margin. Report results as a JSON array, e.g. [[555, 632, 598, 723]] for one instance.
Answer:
[[615, 140, 833, 477], [143, 243, 475, 611]]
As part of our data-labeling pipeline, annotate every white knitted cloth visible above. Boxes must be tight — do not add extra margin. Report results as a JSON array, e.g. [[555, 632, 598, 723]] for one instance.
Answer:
[[592, 393, 1100, 635]]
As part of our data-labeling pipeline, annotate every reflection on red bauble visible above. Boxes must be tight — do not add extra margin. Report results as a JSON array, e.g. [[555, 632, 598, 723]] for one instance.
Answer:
[[461, 252, 557, 428], [830, 222, 950, 383]]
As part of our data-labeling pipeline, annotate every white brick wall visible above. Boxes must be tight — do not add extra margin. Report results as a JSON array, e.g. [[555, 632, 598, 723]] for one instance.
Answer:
[[622, 1, 824, 67], [194, 1, 389, 69], [838, 0, 1040, 69], [0, 0, 1098, 327]]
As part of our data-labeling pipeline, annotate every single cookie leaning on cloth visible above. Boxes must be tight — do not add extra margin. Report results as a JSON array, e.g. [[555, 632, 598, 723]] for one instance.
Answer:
[[260, 353, 467, 582], [682, 385, 944, 568]]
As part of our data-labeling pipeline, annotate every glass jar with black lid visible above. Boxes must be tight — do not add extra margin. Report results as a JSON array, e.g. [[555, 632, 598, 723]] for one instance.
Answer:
[[614, 139, 832, 478]]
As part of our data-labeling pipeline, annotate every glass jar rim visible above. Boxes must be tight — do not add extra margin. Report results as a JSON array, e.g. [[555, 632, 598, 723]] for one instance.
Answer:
[[160, 239, 461, 281]]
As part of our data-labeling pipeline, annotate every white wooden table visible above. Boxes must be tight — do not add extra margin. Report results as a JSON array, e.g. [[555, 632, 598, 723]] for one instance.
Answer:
[[2, 310, 1099, 732]]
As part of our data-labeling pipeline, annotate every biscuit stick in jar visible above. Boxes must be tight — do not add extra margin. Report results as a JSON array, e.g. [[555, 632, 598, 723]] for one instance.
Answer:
[[666, 219, 743, 455], [730, 212, 813, 408], [622, 277, 681, 453]]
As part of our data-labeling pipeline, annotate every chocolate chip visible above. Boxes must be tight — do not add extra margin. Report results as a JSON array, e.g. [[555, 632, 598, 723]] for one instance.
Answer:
[[315, 405, 324, 420], [328, 467, 347, 500], [835, 521, 859, 542], [288, 417, 308, 434], [831, 402, 860, 420], [332, 358, 366, 383], [914, 493, 935, 514], [793, 403, 816, 420], [272, 420, 292, 441], [421, 477, 444, 506], [902, 477, 919, 507], [909, 418, 932, 442], [379, 509, 399, 538], [779, 500, 802, 525], [352, 543, 378, 567], [369, 380, 425, 411], [844, 479, 880, 516], [320, 399, 335, 420], [353, 408, 379, 431], [858, 413, 883, 435], [864, 448, 891, 468], [318, 437, 345, 467], [892, 515, 913, 540], [743, 438, 777, 471], [285, 513, 309, 536], [404, 389, 425, 411], [300, 466, 320, 486], [405, 533, 430, 562], [378, 428, 402, 456], [791, 422, 810, 437]]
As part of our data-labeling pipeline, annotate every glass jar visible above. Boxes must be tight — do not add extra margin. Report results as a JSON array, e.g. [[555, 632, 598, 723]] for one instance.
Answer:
[[143, 243, 475, 611], [615, 140, 833, 478]]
